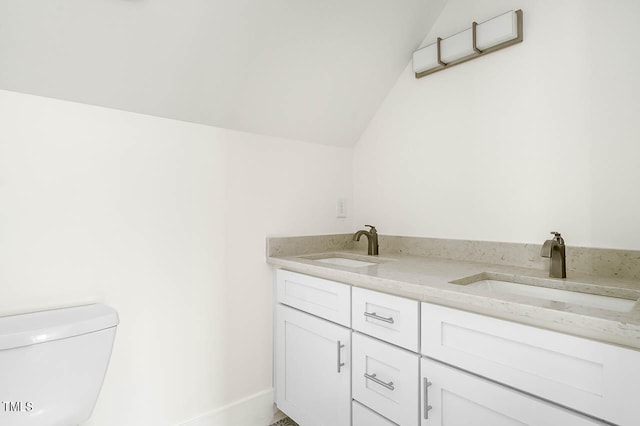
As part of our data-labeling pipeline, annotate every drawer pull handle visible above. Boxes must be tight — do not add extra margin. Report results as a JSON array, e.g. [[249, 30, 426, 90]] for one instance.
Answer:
[[423, 377, 433, 419], [364, 373, 395, 391], [337, 341, 345, 373], [364, 311, 395, 324]]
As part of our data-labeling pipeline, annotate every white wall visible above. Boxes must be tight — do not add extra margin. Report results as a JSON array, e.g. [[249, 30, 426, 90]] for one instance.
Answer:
[[0, 90, 353, 425], [353, 0, 640, 250]]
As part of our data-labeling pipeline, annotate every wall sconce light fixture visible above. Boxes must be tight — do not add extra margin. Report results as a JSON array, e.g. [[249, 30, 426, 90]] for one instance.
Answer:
[[413, 9, 523, 78]]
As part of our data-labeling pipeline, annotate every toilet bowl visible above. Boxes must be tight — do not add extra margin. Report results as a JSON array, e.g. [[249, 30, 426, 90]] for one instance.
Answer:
[[0, 304, 119, 426]]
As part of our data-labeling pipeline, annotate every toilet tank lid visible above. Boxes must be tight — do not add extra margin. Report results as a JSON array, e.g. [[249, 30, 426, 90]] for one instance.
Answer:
[[0, 304, 119, 351]]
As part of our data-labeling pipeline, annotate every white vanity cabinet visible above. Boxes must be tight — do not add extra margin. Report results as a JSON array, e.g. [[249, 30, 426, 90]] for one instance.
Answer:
[[275, 270, 351, 426], [274, 268, 639, 426]]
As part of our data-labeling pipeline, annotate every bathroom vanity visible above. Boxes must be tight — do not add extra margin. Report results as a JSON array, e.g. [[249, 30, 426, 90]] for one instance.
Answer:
[[268, 236, 640, 426]]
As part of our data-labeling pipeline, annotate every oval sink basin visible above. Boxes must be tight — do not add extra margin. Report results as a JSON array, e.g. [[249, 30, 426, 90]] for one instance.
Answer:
[[466, 278, 637, 313], [314, 257, 378, 268]]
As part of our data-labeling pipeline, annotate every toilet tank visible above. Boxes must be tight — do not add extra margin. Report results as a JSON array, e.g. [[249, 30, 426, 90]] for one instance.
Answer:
[[0, 304, 119, 426]]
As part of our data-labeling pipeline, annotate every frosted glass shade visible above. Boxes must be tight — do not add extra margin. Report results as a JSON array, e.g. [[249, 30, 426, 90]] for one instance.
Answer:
[[441, 28, 474, 63], [412, 44, 438, 74], [476, 10, 519, 50]]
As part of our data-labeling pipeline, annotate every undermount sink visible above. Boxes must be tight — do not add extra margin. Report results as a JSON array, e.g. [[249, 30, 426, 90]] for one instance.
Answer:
[[298, 253, 382, 268], [452, 273, 638, 313], [314, 257, 378, 268]]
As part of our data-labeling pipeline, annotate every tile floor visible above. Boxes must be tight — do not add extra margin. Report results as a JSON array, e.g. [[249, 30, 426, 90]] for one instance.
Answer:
[[268, 417, 298, 426]]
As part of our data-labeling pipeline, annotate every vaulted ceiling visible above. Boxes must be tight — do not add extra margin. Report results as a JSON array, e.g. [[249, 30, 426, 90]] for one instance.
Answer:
[[0, 0, 446, 147]]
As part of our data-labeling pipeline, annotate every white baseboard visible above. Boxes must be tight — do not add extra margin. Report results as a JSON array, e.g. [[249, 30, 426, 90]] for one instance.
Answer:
[[178, 388, 276, 426]]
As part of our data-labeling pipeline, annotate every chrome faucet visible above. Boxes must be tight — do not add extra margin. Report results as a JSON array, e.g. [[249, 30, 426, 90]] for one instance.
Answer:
[[353, 225, 379, 256], [540, 232, 566, 278]]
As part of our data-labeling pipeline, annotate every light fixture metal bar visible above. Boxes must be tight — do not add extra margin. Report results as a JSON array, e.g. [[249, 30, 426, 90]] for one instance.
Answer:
[[472, 22, 483, 54], [437, 37, 448, 66], [415, 9, 523, 79]]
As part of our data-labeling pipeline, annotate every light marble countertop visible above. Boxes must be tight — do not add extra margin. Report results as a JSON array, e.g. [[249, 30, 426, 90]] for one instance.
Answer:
[[267, 248, 640, 351]]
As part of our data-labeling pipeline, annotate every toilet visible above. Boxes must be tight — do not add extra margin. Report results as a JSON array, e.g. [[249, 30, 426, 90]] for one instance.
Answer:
[[0, 304, 119, 426]]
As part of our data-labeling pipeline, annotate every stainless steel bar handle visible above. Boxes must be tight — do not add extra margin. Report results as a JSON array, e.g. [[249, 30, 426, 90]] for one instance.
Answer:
[[364, 311, 394, 324], [337, 341, 345, 373], [423, 377, 433, 420], [364, 373, 395, 391]]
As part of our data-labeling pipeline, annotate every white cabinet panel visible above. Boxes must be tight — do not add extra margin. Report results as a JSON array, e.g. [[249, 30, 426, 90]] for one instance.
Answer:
[[421, 302, 640, 426], [353, 400, 397, 426], [352, 332, 419, 426], [277, 269, 351, 326], [276, 304, 350, 426], [420, 357, 605, 426], [352, 286, 419, 352]]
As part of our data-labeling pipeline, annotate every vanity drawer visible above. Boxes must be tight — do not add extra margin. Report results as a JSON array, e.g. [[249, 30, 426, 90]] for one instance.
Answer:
[[353, 400, 397, 426], [421, 302, 640, 426], [352, 332, 419, 426], [276, 269, 350, 326], [352, 286, 419, 351]]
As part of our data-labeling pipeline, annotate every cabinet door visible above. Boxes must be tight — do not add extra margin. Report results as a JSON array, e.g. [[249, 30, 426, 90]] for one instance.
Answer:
[[276, 304, 351, 426], [420, 358, 605, 426]]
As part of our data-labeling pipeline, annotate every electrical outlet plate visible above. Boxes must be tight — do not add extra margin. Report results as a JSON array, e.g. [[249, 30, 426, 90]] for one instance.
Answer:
[[336, 198, 347, 218]]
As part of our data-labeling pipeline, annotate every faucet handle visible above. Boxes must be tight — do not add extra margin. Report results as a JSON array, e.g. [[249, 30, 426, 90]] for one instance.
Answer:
[[365, 224, 377, 232], [550, 231, 564, 244]]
